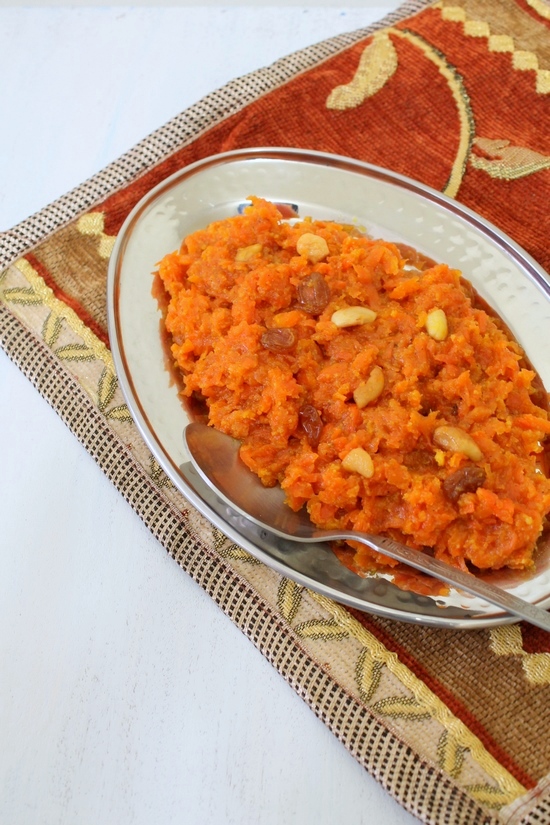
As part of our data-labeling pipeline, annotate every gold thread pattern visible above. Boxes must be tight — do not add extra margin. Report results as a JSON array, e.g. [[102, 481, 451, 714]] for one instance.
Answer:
[[440, 5, 466, 23], [438, 2, 550, 94], [464, 20, 490, 37], [12, 258, 114, 368], [513, 50, 540, 71], [310, 592, 526, 802], [326, 31, 398, 110], [2, 286, 42, 305], [55, 343, 96, 362], [42, 311, 63, 348], [294, 618, 350, 641], [149, 456, 174, 490], [77, 212, 117, 260], [488, 34, 515, 53], [465, 783, 518, 810], [437, 730, 468, 779], [394, 28, 475, 198], [105, 405, 134, 422], [489, 626, 550, 686], [217, 545, 262, 564], [212, 526, 229, 551], [471, 137, 550, 180], [2, 258, 132, 424], [526, 0, 550, 21], [97, 366, 118, 413], [372, 695, 433, 721], [277, 578, 303, 623], [212, 526, 261, 564], [355, 647, 384, 703], [325, 27, 474, 198]]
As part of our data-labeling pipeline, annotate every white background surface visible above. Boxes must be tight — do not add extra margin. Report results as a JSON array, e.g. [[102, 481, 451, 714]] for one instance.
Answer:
[[0, 6, 421, 824]]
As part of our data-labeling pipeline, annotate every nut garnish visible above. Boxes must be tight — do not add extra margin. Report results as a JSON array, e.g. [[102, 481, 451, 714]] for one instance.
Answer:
[[353, 366, 384, 408], [296, 233, 329, 263], [236, 243, 262, 262], [342, 447, 374, 478], [331, 306, 377, 328], [426, 308, 448, 341], [433, 426, 483, 462]]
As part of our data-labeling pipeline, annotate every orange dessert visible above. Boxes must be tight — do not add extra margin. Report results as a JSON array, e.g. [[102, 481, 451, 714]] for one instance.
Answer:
[[157, 197, 550, 581]]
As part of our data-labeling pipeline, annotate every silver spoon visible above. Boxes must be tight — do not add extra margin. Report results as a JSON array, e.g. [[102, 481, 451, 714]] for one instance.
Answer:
[[184, 422, 550, 631]]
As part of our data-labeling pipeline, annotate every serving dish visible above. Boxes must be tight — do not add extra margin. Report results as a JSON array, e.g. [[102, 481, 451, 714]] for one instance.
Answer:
[[107, 147, 550, 628]]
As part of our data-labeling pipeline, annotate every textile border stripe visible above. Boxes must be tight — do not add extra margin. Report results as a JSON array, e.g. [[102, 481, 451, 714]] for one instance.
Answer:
[[0, 301, 497, 825], [0, 0, 429, 271]]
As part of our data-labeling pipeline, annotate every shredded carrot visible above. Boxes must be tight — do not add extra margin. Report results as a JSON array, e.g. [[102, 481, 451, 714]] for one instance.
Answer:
[[157, 197, 550, 579]]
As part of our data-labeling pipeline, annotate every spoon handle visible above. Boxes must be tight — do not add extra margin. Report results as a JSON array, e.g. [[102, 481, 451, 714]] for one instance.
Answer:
[[322, 531, 550, 631]]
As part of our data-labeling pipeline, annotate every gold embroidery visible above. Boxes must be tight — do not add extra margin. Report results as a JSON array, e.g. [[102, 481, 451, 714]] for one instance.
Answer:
[[217, 545, 261, 564], [277, 578, 303, 623], [523, 654, 550, 685], [104, 405, 133, 422], [98, 235, 116, 259], [13, 258, 114, 369], [537, 70, 550, 94], [438, 2, 549, 94], [326, 32, 398, 110], [148, 455, 174, 489], [42, 311, 63, 348], [2, 285, 42, 305], [490, 625, 550, 685], [97, 366, 118, 412], [372, 695, 432, 720], [489, 623, 523, 656], [213, 525, 261, 563], [55, 343, 96, 362], [325, 27, 474, 198], [470, 137, 550, 180], [310, 592, 526, 801], [440, 5, 466, 22], [78, 213, 105, 235], [437, 730, 467, 779], [464, 20, 490, 37], [4, 258, 132, 424], [395, 29, 474, 199], [355, 647, 384, 703], [77, 212, 117, 260], [212, 526, 241, 554], [465, 783, 517, 810], [212, 526, 229, 551], [294, 618, 349, 641], [513, 49, 539, 71], [488, 34, 515, 53], [525, 0, 550, 21]]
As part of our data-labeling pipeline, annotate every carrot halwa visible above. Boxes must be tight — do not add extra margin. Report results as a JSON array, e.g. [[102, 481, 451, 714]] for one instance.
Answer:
[[158, 197, 550, 577]]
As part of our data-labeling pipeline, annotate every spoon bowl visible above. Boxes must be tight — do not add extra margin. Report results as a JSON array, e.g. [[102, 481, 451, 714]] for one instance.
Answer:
[[184, 422, 550, 632]]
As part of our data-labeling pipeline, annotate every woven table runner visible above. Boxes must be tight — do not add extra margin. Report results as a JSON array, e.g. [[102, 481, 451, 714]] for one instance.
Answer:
[[2, 1, 550, 822]]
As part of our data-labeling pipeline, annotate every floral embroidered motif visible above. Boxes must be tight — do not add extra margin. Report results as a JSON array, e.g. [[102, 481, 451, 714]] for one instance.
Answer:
[[471, 137, 550, 180], [326, 32, 398, 110]]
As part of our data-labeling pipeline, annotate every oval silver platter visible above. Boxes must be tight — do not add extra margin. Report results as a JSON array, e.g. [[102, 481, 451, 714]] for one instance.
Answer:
[[107, 147, 550, 628]]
